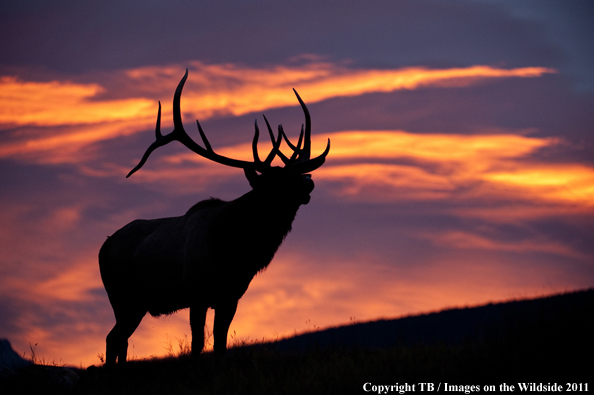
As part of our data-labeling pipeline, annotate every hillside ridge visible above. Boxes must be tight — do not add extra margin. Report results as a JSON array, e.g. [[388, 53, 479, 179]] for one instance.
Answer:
[[249, 288, 594, 352]]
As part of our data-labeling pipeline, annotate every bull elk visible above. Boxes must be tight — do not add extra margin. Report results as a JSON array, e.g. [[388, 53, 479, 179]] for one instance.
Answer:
[[99, 70, 330, 364]]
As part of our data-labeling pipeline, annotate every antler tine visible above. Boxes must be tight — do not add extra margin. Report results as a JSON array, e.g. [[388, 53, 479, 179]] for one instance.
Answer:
[[280, 123, 301, 152], [290, 125, 304, 162], [292, 89, 311, 162], [127, 69, 282, 178], [264, 128, 283, 166], [252, 119, 261, 163], [195, 119, 213, 152], [126, 101, 172, 178], [279, 125, 303, 163], [252, 118, 283, 166], [262, 115, 276, 145], [155, 101, 162, 138], [261, 114, 297, 165], [261, 114, 286, 165], [275, 125, 292, 165]]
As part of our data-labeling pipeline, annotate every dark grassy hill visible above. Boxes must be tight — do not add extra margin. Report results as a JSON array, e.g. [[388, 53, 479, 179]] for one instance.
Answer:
[[267, 288, 594, 351], [3, 289, 593, 394]]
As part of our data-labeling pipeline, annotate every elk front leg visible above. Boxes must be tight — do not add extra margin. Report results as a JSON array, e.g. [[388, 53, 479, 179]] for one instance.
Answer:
[[106, 308, 146, 365], [189, 305, 208, 356], [213, 301, 238, 355]]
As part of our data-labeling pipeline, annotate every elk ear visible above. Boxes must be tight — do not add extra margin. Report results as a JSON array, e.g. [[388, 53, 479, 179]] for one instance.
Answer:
[[244, 168, 260, 188]]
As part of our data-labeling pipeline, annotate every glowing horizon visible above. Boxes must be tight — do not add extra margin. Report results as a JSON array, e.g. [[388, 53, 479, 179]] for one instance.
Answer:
[[3, 122, 592, 366]]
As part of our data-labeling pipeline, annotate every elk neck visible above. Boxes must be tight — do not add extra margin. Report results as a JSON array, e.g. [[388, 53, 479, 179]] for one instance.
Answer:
[[231, 187, 302, 240], [213, 187, 303, 273]]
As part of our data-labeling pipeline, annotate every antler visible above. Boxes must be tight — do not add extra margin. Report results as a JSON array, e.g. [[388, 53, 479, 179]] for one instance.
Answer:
[[127, 69, 282, 178], [127, 70, 329, 178]]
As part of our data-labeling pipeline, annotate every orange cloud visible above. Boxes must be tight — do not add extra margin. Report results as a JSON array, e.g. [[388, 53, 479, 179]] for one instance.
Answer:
[[305, 131, 593, 209], [34, 261, 104, 302], [317, 163, 456, 201], [483, 165, 594, 207], [321, 130, 551, 162], [0, 76, 155, 126], [174, 63, 555, 119]]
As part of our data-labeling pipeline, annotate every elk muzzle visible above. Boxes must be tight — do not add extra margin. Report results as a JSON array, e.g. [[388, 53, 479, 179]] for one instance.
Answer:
[[299, 175, 315, 205]]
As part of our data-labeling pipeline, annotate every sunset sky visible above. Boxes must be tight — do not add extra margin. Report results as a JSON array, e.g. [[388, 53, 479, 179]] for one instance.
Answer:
[[1, 0, 593, 367]]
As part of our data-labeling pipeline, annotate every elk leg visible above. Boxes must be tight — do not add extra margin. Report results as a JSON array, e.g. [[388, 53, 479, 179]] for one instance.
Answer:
[[106, 309, 146, 364], [213, 301, 238, 355], [189, 305, 208, 355]]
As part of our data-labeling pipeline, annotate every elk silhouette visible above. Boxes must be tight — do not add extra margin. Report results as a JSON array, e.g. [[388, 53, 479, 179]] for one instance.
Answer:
[[99, 70, 330, 364]]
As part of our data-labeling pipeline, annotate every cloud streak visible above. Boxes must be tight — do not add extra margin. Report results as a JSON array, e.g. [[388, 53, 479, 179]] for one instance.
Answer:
[[314, 131, 593, 209], [0, 62, 555, 164]]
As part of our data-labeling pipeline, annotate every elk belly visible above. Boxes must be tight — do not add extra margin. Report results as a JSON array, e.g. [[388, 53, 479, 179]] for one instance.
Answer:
[[146, 286, 190, 317]]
